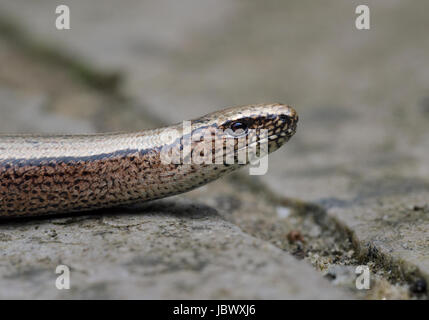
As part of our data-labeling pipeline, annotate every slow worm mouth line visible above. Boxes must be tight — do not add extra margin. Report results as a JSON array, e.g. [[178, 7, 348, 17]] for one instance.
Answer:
[[236, 139, 269, 154], [0, 103, 297, 217]]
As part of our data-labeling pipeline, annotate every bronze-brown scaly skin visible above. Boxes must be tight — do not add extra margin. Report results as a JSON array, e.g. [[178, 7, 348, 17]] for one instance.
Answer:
[[0, 103, 298, 217]]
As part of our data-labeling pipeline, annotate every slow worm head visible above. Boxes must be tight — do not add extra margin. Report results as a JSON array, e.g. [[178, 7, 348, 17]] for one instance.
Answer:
[[0, 103, 298, 217]]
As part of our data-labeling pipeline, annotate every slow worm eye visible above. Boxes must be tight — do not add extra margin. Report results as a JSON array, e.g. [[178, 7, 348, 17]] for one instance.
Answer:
[[231, 122, 246, 131], [226, 121, 248, 137]]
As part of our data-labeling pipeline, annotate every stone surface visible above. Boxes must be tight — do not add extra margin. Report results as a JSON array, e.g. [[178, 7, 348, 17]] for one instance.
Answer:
[[0, 87, 94, 134], [0, 0, 428, 298], [0, 199, 347, 299]]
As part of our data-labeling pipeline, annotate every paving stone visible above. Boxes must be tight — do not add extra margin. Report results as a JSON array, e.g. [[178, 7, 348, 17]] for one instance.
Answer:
[[0, 199, 350, 299]]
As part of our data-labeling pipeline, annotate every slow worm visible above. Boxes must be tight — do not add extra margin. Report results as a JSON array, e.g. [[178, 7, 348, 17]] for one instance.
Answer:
[[0, 103, 298, 217]]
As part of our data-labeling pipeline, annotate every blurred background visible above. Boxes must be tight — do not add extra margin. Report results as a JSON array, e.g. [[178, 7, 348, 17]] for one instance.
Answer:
[[0, 0, 428, 299]]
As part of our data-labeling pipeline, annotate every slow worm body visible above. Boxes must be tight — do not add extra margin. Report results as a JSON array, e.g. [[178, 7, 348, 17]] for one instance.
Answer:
[[0, 103, 298, 217]]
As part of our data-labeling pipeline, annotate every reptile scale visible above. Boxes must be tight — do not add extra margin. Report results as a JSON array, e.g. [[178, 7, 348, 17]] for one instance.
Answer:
[[0, 103, 298, 217]]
